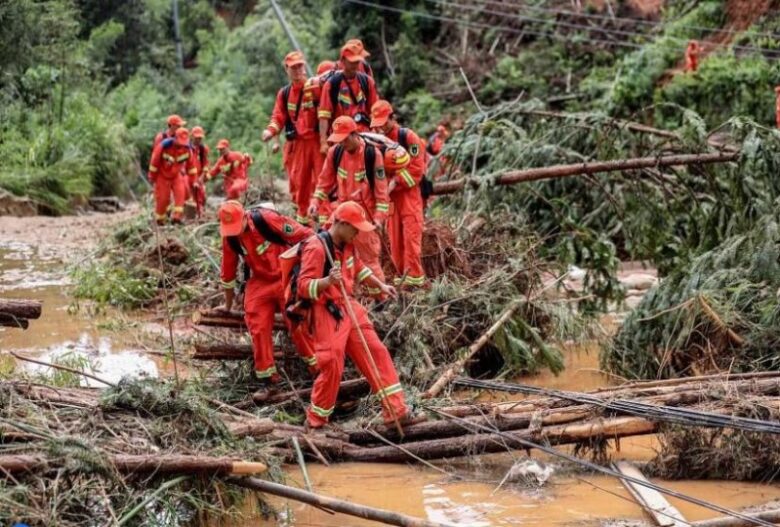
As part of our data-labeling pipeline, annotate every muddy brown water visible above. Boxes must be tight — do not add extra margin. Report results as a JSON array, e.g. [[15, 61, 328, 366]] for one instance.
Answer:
[[3, 214, 780, 526]]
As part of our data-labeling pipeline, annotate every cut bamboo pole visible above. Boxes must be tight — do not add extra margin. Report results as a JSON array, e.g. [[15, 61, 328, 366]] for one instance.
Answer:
[[432, 151, 739, 195], [192, 309, 285, 330], [614, 461, 688, 527], [257, 377, 370, 405], [192, 343, 291, 361], [229, 476, 456, 527], [423, 299, 523, 399]]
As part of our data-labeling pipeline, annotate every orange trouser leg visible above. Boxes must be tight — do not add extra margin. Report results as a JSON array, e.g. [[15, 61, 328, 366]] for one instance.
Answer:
[[388, 208, 404, 277], [244, 278, 279, 379], [227, 178, 248, 200], [400, 211, 424, 287], [170, 175, 186, 221], [345, 300, 408, 424], [283, 142, 298, 211], [193, 184, 206, 216], [307, 303, 351, 427], [353, 229, 385, 295], [153, 178, 172, 222], [293, 137, 323, 224]]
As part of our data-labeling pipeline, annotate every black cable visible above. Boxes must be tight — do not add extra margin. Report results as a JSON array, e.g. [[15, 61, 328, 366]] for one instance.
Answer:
[[453, 377, 780, 434], [423, 405, 777, 527]]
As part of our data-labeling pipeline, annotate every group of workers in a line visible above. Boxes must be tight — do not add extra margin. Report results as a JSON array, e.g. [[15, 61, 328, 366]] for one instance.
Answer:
[[148, 117, 253, 224], [148, 38, 449, 431]]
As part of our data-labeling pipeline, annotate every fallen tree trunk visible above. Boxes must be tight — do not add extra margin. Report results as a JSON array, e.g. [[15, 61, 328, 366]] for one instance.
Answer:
[[0, 299, 42, 320], [192, 343, 294, 361], [691, 509, 780, 527], [229, 476, 455, 527], [0, 315, 29, 329], [258, 378, 370, 405], [192, 309, 285, 330], [432, 151, 740, 195], [0, 453, 267, 476], [329, 416, 658, 463]]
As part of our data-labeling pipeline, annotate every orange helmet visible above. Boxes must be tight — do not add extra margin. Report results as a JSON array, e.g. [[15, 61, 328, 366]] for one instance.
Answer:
[[383, 144, 411, 172]]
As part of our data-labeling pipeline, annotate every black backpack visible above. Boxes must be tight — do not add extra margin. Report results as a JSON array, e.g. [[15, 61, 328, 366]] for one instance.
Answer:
[[285, 231, 342, 322], [397, 127, 434, 201], [332, 139, 377, 190], [329, 71, 370, 114]]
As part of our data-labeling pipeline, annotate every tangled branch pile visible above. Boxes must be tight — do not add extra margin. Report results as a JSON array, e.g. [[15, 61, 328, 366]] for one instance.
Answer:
[[0, 378, 280, 526], [604, 217, 780, 380]]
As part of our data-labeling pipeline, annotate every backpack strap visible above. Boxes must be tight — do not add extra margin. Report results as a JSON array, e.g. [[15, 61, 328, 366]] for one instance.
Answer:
[[329, 71, 344, 112], [364, 143, 376, 191], [398, 128, 409, 151], [249, 209, 289, 246], [226, 236, 244, 257]]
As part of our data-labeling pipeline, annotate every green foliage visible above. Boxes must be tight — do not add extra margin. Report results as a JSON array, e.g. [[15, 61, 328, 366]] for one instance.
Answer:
[[605, 216, 780, 379], [656, 53, 780, 128], [72, 262, 157, 308]]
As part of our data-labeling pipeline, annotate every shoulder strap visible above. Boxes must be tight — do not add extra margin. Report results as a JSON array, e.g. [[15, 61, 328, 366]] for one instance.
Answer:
[[364, 144, 376, 191], [329, 71, 344, 110], [398, 128, 409, 150], [333, 144, 345, 173], [226, 236, 244, 257], [427, 132, 437, 154], [250, 209, 288, 246], [282, 84, 292, 121], [316, 231, 335, 278], [357, 72, 369, 100]]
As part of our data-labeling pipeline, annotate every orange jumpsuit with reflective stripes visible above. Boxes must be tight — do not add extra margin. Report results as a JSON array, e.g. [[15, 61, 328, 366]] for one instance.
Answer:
[[312, 139, 389, 290], [221, 208, 315, 377], [386, 125, 426, 288], [318, 74, 379, 133], [188, 143, 209, 217], [266, 79, 324, 225], [210, 152, 249, 199], [297, 233, 408, 427], [148, 140, 197, 223], [685, 41, 700, 72]]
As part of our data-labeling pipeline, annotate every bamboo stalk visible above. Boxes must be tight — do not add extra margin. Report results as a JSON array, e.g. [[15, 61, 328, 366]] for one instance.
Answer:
[[432, 151, 740, 195], [691, 509, 780, 527], [228, 476, 457, 527]]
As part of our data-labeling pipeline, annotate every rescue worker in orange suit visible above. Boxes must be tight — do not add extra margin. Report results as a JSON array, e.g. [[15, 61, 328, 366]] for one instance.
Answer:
[[188, 126, 209, 218], [774, 86, 780, 129], [153, 114, 186, 150], [310, 60, 338, 225], [309, 116, 389, 295], [318, 42, 380, 154], [218, 200, 316, 381], [297, 201, 410, 429], [148, 127, 197, 225], [685, 40, 701, 73], [209, 139, 249, 200], [371, 100, 426, 289], [335, 39, 374, 78], [262, 51, 324, 226]]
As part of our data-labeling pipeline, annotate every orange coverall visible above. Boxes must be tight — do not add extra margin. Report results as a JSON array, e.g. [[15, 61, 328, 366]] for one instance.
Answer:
[[148, 140, 197, 223], [312, 139, 389, 292], [297, 234, 408, 427], [221, 208, 315, 377], [210, 152, 249, 199], [266, 79, 324, 225], [188, 143, 209, 217], [318, 74, 379, 133], [386, 125, 426, 288]]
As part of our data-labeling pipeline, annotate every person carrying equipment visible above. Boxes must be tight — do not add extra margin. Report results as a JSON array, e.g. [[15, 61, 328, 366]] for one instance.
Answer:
[[148, 127, 197, 225], [209, 139, 249, 200], [263, 51, 323, 225], [318, 43, 380, 154], [218, 200, 317, 382], [371, 100, 427, 289], [295, 201, 411, 430], [309, 116, 389, 294]]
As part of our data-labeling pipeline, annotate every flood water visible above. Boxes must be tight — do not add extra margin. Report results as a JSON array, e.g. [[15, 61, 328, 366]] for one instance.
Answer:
[[3, 215, 780, 527]]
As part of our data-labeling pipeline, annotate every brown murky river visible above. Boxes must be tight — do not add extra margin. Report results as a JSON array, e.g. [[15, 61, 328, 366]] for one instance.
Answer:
[[3, 213, 780, 526]]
